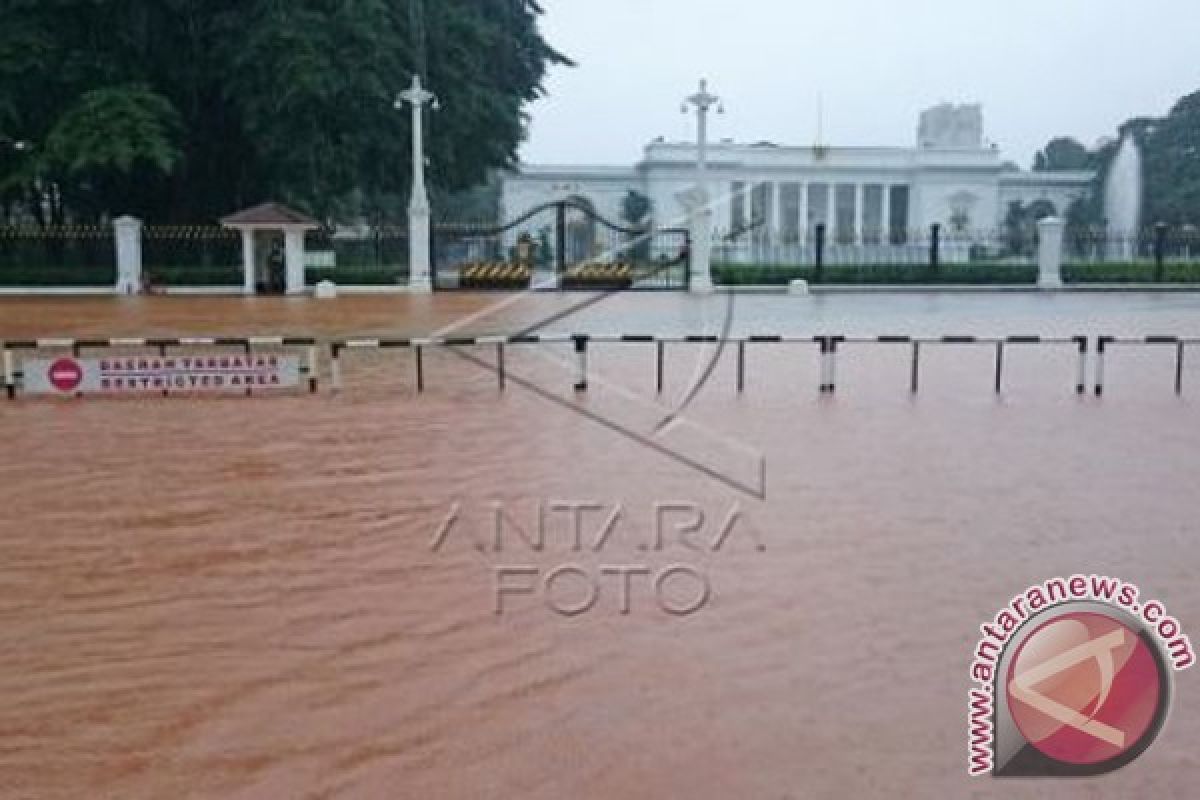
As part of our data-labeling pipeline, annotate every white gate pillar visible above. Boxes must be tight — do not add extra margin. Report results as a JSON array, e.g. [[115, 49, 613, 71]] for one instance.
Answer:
[[1037, 216, 1065, 289], [113, 216, 143, 295], [241, 229, 256, 295], [409, 205, 432, 292], [677, 186, 714, 294], [284, 228, 307, 295]]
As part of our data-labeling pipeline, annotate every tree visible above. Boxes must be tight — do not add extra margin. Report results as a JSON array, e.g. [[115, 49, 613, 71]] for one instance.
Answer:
[[619, 190, 653, 264], [0, 0, 570, 224], [620, 190, 653, 228], [40, 85, 183, 223], [1004, 200, 1056, 256], [1033, 137, 1092, 171], [1038, 89, 1200, 228], [1138, 92, 1200, 225]]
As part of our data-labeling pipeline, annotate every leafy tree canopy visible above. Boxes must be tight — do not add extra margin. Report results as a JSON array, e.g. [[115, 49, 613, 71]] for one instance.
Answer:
[[1039, 89, 1200, 227], [620, 190, 653, 227], [1033, 137, 1092, 172], [0, 0, 569, 224]]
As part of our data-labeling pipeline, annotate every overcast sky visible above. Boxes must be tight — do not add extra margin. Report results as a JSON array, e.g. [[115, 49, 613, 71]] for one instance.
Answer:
[[520, 0, 1200, 169]]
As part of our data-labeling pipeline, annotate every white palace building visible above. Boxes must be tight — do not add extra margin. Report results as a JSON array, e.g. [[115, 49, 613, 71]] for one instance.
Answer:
[[501, 105, 1095, 262]]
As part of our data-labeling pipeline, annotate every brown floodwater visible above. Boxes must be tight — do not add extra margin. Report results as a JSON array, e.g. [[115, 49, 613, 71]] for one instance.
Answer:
[[1, 293, 1199, 799]]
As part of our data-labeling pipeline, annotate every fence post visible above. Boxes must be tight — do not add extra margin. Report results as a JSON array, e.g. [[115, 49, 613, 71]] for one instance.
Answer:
[[283, 227, 307, 295], [1094, 336, 1112, 396], [1154, 222, 1168, 281], [573, 335, 589, 392], [555, 202, 567, 278], [817, 337, 829, 392], [736, 340, 745, 392], [910, 341, 921, 394], [674, 187, 714, 293], [1037, 216, 1065, 289], [113, 216, 143, 295], [240, 228, 256, 295], [1074, 336, 1088, 395], [929, 223, 941, 275], [814, 223, 826, 282]]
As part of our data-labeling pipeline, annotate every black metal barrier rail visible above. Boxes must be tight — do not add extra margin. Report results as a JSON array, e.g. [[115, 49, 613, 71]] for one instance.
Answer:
[[7, 334, 1194, 399], [2, 336, 320, 398], [1094, 336, 1200, 396], [329, 334, 1093, 396]]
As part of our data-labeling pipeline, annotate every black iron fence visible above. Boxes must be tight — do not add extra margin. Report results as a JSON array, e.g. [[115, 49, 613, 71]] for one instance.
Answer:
[[143, 227, 242, 286], [304, 228, 409, 286], [5, 220, 1200, 289], [1065, 225, 1200, 282], [713, 224, 1038, 285], [0, 226, 116, 286]]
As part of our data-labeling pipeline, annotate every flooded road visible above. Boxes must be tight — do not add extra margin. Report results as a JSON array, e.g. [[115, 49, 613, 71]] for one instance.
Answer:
[[1, 293, 1199, 798]]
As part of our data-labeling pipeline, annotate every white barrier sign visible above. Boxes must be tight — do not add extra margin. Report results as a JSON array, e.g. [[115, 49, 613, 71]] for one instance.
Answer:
[[23, 354, 301, 395]]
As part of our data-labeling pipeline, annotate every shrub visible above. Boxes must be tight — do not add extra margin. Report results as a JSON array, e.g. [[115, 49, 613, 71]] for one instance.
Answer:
[[306, 267, 408, 286], [1062, 262, 1200, 283], [0, 264, 115, 287], [711, 263, 1037, 286], [145, 265, 242, 286]]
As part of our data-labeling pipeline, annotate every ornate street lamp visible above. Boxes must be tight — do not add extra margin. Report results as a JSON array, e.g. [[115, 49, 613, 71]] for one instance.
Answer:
[[395, 75, 440, 292], [678, 79, 724, 293], [681, 79, 724, 183]]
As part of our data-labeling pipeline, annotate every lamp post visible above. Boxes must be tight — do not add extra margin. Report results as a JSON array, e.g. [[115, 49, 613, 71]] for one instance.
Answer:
[[395, 75, 440, 293], [679, 79, 724, 293], [681, 79, 723, 185]]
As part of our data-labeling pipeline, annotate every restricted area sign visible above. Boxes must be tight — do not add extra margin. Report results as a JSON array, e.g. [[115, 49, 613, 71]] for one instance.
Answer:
[[23, 353, 301, 396]]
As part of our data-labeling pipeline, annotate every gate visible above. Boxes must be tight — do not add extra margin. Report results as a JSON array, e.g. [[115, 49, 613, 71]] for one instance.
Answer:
[[432, 200, 689, 291]]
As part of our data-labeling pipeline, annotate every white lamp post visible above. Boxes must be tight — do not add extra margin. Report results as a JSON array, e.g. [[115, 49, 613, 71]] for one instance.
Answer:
[[682, 79, 723, 183], [679, 79, 724, 293], [395, 74, 440, 293]]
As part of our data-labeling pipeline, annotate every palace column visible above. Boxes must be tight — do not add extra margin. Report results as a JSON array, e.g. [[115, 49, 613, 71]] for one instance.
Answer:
[[825, 183, 835, 237], [798, 183, 808, 245], [770, 182, 781, 245], [881, 184, 892, 245], [854, 183, 864, 245]]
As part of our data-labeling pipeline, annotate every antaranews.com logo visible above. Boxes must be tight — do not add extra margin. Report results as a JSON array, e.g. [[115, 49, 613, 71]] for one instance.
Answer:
[[968, 575, 1194, 777]]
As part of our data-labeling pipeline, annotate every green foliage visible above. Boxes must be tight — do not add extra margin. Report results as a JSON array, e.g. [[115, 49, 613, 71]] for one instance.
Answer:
[[0, 1, 569, 223], [433, 174, 501, 224], [712, 263, 1039, 286], [305, 266, 408, 286], [536, 227, 553, 268], [713, 261, 1200, 286], [1042, 89, 1200, 228], [620, 190, 652, 227], [0, 263, 115, 286], [43, 85, 181, 175], [1033, 137, 1093, 171], [0, 227, 116, 285], [144, 264, 244, 287], [1062, 262, 1200, 283], [1002, 200, 1055, 256]]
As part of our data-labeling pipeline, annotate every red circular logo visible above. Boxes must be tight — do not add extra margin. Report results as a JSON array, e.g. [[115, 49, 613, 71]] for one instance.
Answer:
[[1006, 611, 1164, 766], [47, 358, 84, 392]]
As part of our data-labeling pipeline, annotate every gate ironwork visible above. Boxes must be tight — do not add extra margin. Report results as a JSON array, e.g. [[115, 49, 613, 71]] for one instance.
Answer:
[[432, 200, 689, 291]]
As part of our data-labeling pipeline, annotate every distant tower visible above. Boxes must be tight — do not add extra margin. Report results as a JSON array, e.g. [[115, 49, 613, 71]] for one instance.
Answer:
[[918, 104, 984, 149]]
